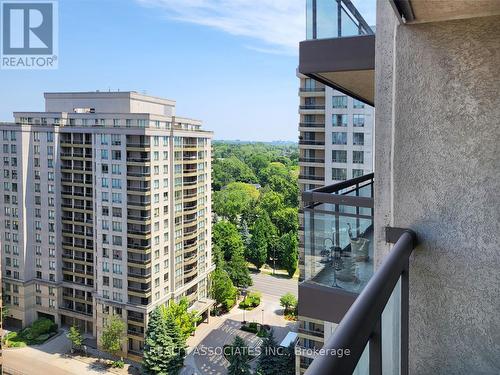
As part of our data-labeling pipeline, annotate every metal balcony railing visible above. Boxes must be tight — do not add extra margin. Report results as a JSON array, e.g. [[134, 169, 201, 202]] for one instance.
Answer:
[[304, 230, 417, 375], [299, 140, 325, 146]]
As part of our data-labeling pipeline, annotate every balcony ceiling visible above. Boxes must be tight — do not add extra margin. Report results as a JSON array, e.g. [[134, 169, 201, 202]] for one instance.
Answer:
[[392, 0, 500, 23], [299, 35, 375, 106]]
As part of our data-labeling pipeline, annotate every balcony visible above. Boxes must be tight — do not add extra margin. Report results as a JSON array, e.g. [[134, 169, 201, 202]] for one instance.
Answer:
[[299, 140, 325, 146], [299, 0, 375, 105], [303, 230, 417, 374], [299, 173, 374, 323]]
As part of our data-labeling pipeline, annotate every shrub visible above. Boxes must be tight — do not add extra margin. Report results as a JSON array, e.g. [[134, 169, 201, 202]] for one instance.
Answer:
[[30, 318, 57, 337], [112, 360, 125, 368], [240, 323, 259, 334], [239, 292, 261, 310]]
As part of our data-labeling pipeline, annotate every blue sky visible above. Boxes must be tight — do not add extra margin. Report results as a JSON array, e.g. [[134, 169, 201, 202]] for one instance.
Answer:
[[0, 0, 375, 141]]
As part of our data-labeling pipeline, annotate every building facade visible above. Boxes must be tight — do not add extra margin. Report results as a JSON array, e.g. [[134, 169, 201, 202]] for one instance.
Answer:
[[296, 1, 374, 372], [298, 0, 499, 374], [0, 91, 214, 358]]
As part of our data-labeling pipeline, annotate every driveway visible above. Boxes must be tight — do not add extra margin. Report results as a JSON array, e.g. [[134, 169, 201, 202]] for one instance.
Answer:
[[249, 272, 298, 300], [2, 332, 104, 375], [183, 273, 298, 375]]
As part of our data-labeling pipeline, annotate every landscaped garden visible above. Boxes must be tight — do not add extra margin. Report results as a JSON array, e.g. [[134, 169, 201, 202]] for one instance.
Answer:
[[238, 292, 261, 310], [3, 317, 58, 348]]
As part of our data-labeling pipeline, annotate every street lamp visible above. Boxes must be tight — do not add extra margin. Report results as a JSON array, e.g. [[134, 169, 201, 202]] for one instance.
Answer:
[[261, 309, 264, 326]]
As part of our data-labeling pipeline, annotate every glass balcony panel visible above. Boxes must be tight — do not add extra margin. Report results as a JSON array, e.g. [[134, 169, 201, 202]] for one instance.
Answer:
[[306, 0, 373, 40], [353, 343, 370, 375], [382, 277, 402, 375], [303, 174, 374, 295]]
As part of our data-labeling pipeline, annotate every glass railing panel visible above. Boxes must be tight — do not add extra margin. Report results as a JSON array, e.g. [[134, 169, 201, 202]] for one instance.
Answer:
[[306, 0, 373, 40], [382, 277, 402, 375], [303, 204, 373, 294], [353, 343, 370, 375]]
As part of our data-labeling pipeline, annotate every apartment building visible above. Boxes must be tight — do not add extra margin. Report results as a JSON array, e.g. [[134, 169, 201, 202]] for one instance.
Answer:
[[0, 91, 214, 358], [298, 79, 373, 191], [298, 0, 499, 374], [296, 1, 374, 372]]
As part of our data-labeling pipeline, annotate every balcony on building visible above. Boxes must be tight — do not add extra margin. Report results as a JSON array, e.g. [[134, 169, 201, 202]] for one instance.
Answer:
[[299, 173, 373, 324], [299, 0, 375, 105]]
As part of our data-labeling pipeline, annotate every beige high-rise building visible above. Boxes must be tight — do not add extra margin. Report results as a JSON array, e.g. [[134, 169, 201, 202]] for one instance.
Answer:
[[0, 91, 214, 358]]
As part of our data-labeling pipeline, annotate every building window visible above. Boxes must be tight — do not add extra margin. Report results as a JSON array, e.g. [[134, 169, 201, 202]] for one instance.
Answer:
[[332, 168, 347, 181], [332, 132, 347, 145], [352, 169, 364, 178], [353, 151, 364, 164], [332, 150, 347, 163], [332, 114, 347, 127], [112, 150, 121, 160], [353, 114, 365, 127], [353, 132, 365, 145], [101, 150, 108, 160], [332, 96, 347, 108], [353, 99, 365, 109]]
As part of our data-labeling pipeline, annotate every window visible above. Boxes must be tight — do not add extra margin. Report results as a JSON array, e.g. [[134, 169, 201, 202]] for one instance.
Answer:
[[332, 95, 347, 108], [332, 150, 347, 163], [332, 114, 347, 127], [111, 134, 121, 145], [112, 263, 122, 274], [112, 150, 121, 160], [100, 134, 108, 145], [332, 132, 347, 145], [332, 168, 347, 181], [111, 164, 121, 175], [101, 149, 108, 160], [353, 133, 364, 145], [112, 221, 122, 232], [353, 114, 365, 127], [112, 235, 122, 246], [353, 99, 365, 109], [353, 151, 364, 164], [101, 178, 109, 188], [112, 278, 122, 289], [102, 164, 109, 174], [112, 179, 121, 189], [352, 169, 364, 178], [112, 192, 121, 203]]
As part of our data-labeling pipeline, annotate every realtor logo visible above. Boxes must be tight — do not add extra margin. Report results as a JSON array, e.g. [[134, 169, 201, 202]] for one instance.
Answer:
[[1, 1, 58, 69]]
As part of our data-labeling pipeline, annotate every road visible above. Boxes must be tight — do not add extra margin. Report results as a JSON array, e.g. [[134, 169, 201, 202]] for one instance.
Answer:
[[249, 272, 298, 299]]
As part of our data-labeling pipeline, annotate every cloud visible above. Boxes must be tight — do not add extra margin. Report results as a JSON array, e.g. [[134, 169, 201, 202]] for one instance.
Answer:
[[135, 0, 305, 55]]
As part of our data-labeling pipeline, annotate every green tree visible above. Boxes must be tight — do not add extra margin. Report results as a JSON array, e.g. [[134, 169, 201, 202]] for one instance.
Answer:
[[259, 162, 289, 186], [280, 232, 298, 277], [166, 298, 199, 341], [212, 220, 245, 261], [210, 267, 237, 310], [258, 190, 284, 220], [273, 207, 299, 236], [213, 182, 259, 223], [100, 315, 126, 359], [227, 336, 251, 375], [163, 309, 186, 374], [67, 325, 83, 352], [143, 306, 175, 375], [227, 251, 253, 288], [143, 305, 186, 375], [257, 329, 279, 375], [248, 215, 269, 270], [277, 344, 296, 374], [212, 156, 257, 190], [279, 293, 298, 314]]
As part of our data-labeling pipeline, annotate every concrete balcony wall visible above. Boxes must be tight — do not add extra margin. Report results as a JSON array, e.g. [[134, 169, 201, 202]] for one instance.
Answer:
[[375, 1, 500, 373]]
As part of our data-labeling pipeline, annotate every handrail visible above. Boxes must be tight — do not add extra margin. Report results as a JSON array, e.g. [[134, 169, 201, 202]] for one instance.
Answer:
[[305, 230, 417, 375]]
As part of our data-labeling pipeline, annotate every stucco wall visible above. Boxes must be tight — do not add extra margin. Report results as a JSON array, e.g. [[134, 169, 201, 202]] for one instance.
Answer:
[[375, 1, 500, 373]]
